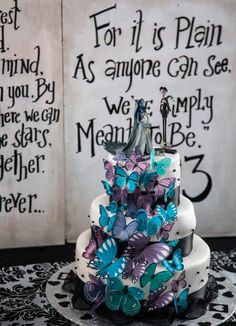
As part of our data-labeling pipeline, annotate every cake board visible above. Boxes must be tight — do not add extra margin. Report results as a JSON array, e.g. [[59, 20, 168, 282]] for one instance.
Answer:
[[46, 262, 236, 326]]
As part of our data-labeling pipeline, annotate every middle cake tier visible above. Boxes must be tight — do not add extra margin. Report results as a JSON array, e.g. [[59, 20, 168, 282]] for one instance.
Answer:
[[90, 194, 196, 244]]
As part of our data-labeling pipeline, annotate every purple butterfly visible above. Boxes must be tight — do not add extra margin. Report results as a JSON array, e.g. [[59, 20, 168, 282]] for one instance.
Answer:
[[122, 258, 148, 283], [147, 176, 175, 197], [171, 271, 187, 292], [125, 152, 149, 174], [145, 286, 174, 311], [125, 189, 141, 219], [112, 211, 138, 241], [125, 232, 171, 265], [83, 274, 106, 309], [112, 185, 128, 204], [103, 160, 115, 181], [91, 225, 108, 246], [157, 222, 174, 240], [82, 240, 97, 260], [137, 193, 155, 215]]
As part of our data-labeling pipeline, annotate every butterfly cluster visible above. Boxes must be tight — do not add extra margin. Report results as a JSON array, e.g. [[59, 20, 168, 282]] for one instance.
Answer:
[[81, 146, 189, 316]]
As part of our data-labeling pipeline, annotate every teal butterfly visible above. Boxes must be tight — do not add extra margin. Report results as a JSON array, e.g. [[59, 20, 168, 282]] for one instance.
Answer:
[[162, 248, 184, 272], [174, 288, 189, 314], [136, 209, 163, 236], [115, 166, 139, 192], [99, 205, 116, 232], [150, 149, 172, 175], [101, 180, 113, 196], [164, 181, 176, 202], [105, 278, 144, 316], [106, 201, 126, 214], [156, 202, 177, 223], [140, 263, 174, 292], [88, 237, 126, 279]]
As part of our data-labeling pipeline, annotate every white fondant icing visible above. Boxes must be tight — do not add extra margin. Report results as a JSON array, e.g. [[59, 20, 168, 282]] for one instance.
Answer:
[[75, 229, 210, 298], [90, 194, 196, 241]]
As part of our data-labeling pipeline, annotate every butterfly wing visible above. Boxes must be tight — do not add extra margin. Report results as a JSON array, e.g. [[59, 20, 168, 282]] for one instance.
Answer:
[[137, 243, 171, 265], [140, 263, 156, 288], [119, 220, 138, 242], [147, 216, 163, 236], [101, 180, 113, 196], [150, 271, 174, 292], [104, 160, 114, 181], [125, 153, 136, 171], [127, 171, 139, 192], [107, 215, 117, 232], [115, 166, 127, 188], [112, 211, 126, 238], [136, 161, 149, 174], [162, 259, 175, 273], [157, 222, 174, 240], [130, 261, 148, 283], [82, 239, 97, 260], [88, 237, 117, 270], [136, 209, 148, 233], [99, 205, 109, 228], [171, 271, 186, 293], [83, 276, 105, 308], [97, 256, 127, 279], [148, 291, 174, 311], [122, 294, 141, 316], [156, 157, 171, 175], [174, 288, 189, 314], [166, 202, 178, 220], [172, 248, 184, 271], [105, 290, 123, 311], [125, 232, 150, 259]]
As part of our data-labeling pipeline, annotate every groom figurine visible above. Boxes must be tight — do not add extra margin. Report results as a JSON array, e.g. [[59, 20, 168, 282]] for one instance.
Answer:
[[160, 86, 171, 146]]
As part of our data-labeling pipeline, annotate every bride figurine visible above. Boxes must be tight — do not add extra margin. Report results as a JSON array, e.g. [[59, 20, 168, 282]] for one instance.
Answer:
[[122, 99, 153, 157]]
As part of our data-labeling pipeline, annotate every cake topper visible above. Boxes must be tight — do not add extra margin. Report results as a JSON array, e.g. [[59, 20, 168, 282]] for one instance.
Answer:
[[104, 99, 153, 158], [122, 98, 152, 157], [160, 86, 171, 148]]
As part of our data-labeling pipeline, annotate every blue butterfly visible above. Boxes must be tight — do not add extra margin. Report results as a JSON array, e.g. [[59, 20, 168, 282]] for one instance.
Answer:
[[101, 180, 113, 196], [115, 166, 139, 192], [105, 278, 144, 316], [139, 171, 156, 188], [106, 201, 126, 214], [150, 149, 172, 175], [136, 209, 163, 237], [164, 181, 176, 202], [162, 248, 184, 272], [156, 202, 177, 223], [88, 237, 126, 279], [174, 288, 189, 314], [140, 263, 174, 292], [112, 211, 138, 241], [99, 205, 116, 232]]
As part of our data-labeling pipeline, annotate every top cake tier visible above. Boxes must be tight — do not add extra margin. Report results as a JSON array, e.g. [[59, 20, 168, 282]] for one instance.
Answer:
[[102, 149, 181, 208]]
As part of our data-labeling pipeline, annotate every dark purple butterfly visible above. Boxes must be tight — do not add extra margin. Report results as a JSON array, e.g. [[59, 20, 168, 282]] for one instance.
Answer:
[[137, 193, 155, 215], [171, 271, 187, 292], [145, 286, 174, 311], [112, 185, 128, 204], [124, 232, 171, 265], [103, 160, 115, 181], [82, 239, 97, 260], [83, 274, 106, 309], [122, 258, 148, 283], [125, 189, 141, 219], [157, 222, 174, 240]]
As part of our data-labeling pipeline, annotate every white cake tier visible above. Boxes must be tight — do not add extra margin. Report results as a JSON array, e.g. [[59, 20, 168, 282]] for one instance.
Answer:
[[75, 229, 210, 299], [90, 194, 196, 242], [108, 150, 181, 189]]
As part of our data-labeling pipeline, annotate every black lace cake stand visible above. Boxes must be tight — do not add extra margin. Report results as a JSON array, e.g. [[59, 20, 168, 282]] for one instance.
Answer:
[[46, 262, 236, 326]]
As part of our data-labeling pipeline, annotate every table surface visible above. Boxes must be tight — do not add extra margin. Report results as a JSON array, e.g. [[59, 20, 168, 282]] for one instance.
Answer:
[[0, 238, 236, 326]]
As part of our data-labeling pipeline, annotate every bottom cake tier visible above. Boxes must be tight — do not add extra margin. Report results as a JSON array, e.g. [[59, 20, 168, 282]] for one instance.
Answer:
[[75, 229, 210, 300]]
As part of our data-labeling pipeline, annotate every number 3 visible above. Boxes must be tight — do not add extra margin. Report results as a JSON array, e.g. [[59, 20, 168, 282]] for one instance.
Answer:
[[182, 154, 212, 202]]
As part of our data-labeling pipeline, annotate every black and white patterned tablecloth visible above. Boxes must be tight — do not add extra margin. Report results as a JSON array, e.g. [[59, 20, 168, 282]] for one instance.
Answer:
[[0, 251, 236, 326]]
